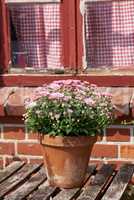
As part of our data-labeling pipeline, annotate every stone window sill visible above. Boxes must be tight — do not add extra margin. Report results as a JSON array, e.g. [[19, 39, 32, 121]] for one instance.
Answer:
[[1, 86, 134, 120]]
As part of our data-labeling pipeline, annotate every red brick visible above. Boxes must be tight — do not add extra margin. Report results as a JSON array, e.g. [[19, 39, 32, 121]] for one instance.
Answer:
[[28, 133, 40, 140], [0, 143, 15, 155], [29, 158, 44, 165], [106, 128, 130, 142], [91, 144, 118, 158], [120, 145, 134, 159], [0, 116, 23, 124], [4, 126, 25, 140], [17, 143, 42, 156]]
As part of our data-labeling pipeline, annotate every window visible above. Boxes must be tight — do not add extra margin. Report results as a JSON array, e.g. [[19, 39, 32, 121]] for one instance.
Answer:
[[6, 0, 65, 72], [82, 0, 134, 70], [1, 0, 134, 77]]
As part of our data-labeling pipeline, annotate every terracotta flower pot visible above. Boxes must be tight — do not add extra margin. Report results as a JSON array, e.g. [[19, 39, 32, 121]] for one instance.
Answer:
[[41, 134, 97, 189]]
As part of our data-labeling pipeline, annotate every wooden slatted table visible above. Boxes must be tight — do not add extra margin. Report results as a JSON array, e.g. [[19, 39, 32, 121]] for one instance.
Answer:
[[0, 162, 133, 200]]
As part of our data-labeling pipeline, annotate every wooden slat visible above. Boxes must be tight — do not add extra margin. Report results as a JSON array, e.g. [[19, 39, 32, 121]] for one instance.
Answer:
[[77, 164, 115, 200], [0, 161, 25, 184], [1, 162, 133, 200], [0, 163, 42, 198], [53, 165, 96, 200], [101, 164, 134, 200], [28, 183, 59, 200], [4, 167, 47, 200]]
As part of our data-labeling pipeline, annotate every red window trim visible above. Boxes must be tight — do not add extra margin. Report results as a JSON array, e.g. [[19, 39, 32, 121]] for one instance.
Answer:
[[1, 0, 134, 87], [0, 74, 134, 87], [61, 0, 77, 71], [0, 0, 10, 73]]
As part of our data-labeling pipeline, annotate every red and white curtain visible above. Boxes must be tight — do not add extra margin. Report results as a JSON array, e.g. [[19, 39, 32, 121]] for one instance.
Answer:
[[85, 0, 134, 68], [10, 4, 62, 69]]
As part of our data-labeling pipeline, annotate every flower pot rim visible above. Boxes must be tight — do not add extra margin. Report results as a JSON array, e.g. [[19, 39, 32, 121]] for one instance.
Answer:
[[40, 134, 97, 147]]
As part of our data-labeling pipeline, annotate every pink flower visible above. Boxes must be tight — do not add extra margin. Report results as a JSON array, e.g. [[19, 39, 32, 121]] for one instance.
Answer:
[[49, 92, 64, 100], [84, 81, 89, 85], [72, 80, 82, 84], [38, 91, 50, 96], [32, 90, 50, 101], [24, 98, 32, 106], [76, 85, 87, 92], [34, 87, 50, 97], [53, 80, 64, 85], [64, 80, 73, 85], [59, 79, 82, 85], [63, 96, 71, 101], [25, 101, 37, 109], [48, 83, 61, 90], [84, 98, 95, 106], [94, 92, 101, 98]]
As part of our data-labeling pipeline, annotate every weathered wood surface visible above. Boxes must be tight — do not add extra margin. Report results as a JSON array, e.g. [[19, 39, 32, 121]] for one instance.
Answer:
[[77, 164, 116, 200], [0, 162, 25, 184], [0, 163, 42, 198], [28, 183, 58, 200], [0, 162, 133, 200], [101, 164, 134, 200], [4, 168, 47, 200]]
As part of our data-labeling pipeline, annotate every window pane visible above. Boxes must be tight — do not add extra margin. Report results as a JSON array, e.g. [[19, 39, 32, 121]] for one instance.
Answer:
[[85, 1, 134, 69], [9, 3, 63, 70]]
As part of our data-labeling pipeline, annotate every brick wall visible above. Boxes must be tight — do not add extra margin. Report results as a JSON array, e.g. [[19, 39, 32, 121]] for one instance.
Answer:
[[0, 86, 134, 168], [0, 122, 134, 169]]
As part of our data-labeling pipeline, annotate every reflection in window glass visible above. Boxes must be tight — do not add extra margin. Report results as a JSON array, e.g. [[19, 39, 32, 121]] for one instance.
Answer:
[[9, 4, 62, 69], [85, 1, 134, 68]]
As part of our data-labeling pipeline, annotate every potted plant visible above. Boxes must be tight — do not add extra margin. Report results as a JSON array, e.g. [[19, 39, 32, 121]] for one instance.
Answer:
[[24, 80, 113, 188]]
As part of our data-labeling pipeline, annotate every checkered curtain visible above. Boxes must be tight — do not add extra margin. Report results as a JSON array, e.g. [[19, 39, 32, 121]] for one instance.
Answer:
[[85, 1, 134, 68], [10, 4, 62, 69]]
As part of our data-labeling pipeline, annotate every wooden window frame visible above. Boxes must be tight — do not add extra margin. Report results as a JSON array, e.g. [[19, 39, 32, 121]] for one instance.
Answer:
[[77, 0, 134, 76], [0, 0, 134, 87], [6, 0, 61, 3], [0, 0, 10, 73], [1, 0, 77, 74]]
